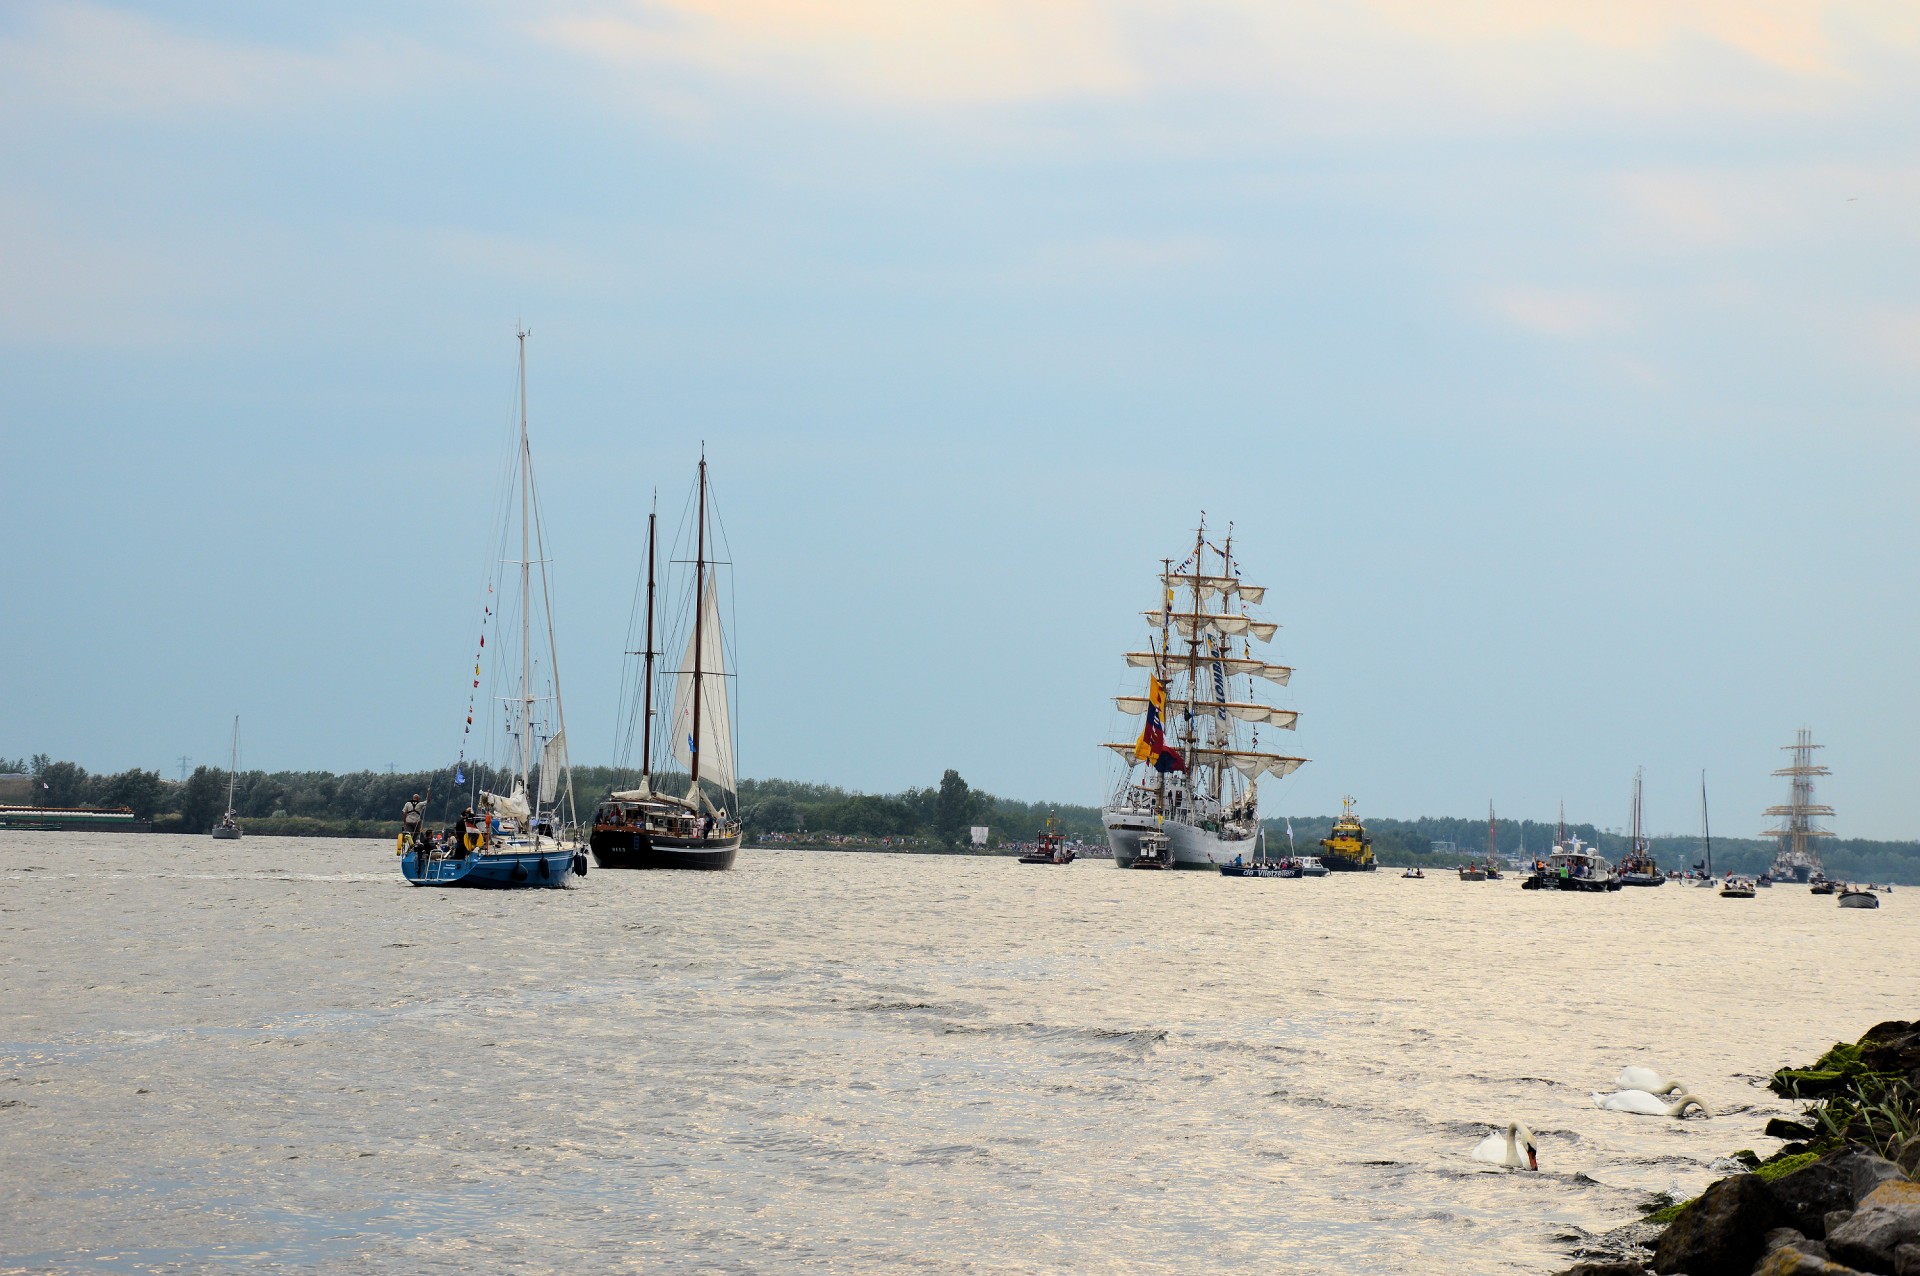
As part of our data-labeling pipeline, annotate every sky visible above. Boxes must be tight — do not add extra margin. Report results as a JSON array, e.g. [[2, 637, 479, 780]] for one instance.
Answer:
[[3, 1, 1917, 837]]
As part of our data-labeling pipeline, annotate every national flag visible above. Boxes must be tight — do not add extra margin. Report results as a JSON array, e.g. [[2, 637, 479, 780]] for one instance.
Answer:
[[1132, 676, 1187, 773]]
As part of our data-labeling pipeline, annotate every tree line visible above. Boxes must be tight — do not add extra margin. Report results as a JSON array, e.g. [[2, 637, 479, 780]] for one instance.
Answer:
[[7, 753, 1917, 880]]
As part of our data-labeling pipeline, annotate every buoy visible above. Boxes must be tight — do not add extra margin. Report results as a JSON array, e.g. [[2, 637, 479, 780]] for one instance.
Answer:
[[463, 828, 483, 853]]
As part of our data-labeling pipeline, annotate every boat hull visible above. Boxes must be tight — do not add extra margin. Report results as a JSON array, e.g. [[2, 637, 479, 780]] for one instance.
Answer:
[[590, 828, 740, 871], [1321, 853, 1376, 872], [1101, 809, 1253, 869], [401, 846, 580, 889], [1838, 892, 1880, 909], [1522, 873, 1620, 893], [210, 827, 242, 841], [1619, 872, 1665, 887]]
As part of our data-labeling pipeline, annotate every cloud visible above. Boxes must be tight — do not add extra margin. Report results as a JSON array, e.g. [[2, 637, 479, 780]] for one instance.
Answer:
[[0, 2, 429, 117], [1485, 285, 1623, 338], [532, 0, 1920, 127], [542, 0, 1138, 106]]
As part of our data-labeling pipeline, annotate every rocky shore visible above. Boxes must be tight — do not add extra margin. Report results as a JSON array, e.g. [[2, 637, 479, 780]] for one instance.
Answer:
[[1558, 1020, 1920, 1276]]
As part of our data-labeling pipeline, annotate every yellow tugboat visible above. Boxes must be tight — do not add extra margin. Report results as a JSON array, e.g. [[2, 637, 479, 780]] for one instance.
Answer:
[[1319, 796, 1376, 872]]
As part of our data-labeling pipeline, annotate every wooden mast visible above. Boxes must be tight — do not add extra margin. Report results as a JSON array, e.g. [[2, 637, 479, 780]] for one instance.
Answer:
[[641, 495, 657, 785], [690, 450, 708, 803]]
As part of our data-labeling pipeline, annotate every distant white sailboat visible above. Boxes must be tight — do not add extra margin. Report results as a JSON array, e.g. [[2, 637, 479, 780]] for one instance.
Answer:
[[211, 716, 242, 839]]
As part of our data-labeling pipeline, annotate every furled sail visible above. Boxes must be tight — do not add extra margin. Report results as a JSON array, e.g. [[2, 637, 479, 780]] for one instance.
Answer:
[[670, 576, 736, 798], [537, 729, 567, 804], [1102, 742, 1306, 779], [483, 782, 532, 823], [1115, 696, 1297, 729], [1154, 611, 1284, 642]]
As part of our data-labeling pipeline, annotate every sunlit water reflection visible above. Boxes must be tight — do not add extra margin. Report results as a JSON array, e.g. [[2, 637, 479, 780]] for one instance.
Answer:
[[3, 833, 1911, 1273]]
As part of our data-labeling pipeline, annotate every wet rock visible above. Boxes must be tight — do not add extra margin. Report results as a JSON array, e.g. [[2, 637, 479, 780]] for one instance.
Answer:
[[1896, 1242, 1920, 1276], [1771, 1162, 1857, 1238], [1750, 1248, 1865, 1274], [1895, 1136, 1920, 1180], [1824, 1150, 1908, 1205], [1826, 1211, 1855, 1236], [1765, 1227, 1831, 1259], [1769, 1119, 1821, 1141], [1554, 1262, 1648, 1276], [1828, 1180, 1920, 1273], [1653, 1173, 1777, 1276]]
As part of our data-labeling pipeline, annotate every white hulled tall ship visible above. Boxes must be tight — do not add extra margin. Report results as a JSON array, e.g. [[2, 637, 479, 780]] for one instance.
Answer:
[[1101, 519, 1306, 868], [1764, 728, 1834, 884]]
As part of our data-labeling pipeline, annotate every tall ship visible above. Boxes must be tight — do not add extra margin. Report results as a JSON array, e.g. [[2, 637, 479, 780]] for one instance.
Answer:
[[1616, 767, 1663, 885], [1319, 797, 1375, 871], [401, 330, 583, 889], [591, 454, 743, 870], [1764, 728, 1833, 884], [1101, 518, 1306, 868]]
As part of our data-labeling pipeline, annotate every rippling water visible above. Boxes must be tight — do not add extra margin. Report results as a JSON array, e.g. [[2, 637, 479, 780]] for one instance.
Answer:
[[3, 833, 1913, 1273]]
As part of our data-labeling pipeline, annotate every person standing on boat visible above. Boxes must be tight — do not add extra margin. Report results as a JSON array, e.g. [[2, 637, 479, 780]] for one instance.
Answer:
[[401, 794, 425, 848]]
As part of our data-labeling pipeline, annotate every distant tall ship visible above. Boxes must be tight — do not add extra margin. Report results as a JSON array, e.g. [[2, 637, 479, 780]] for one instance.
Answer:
[[1101, 518, 1306, 869], [1764, 728, 1834, 884], [591, 454, 743, 871]]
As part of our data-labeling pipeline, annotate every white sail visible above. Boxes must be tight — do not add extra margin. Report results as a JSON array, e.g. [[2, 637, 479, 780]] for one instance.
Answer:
[[484, 783, 531, 823], [537, 729, 567, 804], [1116, 696, 1297, 729], [670, 576, 735, 799]]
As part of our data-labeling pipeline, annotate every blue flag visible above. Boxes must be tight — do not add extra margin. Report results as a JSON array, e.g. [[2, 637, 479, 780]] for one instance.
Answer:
[[455, 767, 465, 785]]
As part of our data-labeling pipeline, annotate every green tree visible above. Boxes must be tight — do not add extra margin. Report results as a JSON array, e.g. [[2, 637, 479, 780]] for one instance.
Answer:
[[37, 761, 90, 807], [179, 766, 227, 833], [935, 769, 971, 848]]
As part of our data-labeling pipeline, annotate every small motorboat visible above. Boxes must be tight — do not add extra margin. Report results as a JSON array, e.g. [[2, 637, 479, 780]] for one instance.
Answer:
[[1459, 864, 1487, 881], [1720, 876, 1756, 899], [1018, 814, 1075, 864], [1809, 878, 1837, 896], [1838, 886, 1880, 909], [1402, 866, 1425, 879], [1130, 831, 1173, 870], [1755, 874, 1773, 888], [1295, 855, 1330, 877]]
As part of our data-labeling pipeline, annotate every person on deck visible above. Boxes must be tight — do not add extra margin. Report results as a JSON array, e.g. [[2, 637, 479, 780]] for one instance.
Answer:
[[401, 794, 425, 847]]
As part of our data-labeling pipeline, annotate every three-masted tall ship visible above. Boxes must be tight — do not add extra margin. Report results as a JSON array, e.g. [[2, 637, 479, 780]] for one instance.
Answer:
[[1101, 519, 1306, 868], [1764, 728, 1833, 884], [591, 454, 743, 870]]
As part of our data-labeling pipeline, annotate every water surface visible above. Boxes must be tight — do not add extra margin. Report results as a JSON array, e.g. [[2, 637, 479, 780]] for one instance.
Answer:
[[3, 834, 1911, 1273]]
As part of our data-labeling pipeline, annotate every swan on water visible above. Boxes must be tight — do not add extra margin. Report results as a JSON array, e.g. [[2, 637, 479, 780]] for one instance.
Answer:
[[1615, 1067, 1686, 1095], [1471, 1121, 1538, 1170], [1591, 1089, 1711, 1118]]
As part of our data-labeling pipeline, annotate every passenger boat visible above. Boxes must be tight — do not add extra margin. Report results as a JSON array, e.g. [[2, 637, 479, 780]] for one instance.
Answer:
[[1217, 830, 1300, 877], [1018, 814, 1075, 864], [1319, 797, 1375, 871], [1616, 768, 1663, 885], [401, 331, 584, 890], [211, 717, 242, 840], [1520, 811, 1619, 891], [1810, 878, 1837, 896], [590, 455, 743, 871], [1838, 886, 1880, 909], [1458, 863, 1487, 881], [1129, 831, 1173, 869], [1101, 518, 1305, 868]]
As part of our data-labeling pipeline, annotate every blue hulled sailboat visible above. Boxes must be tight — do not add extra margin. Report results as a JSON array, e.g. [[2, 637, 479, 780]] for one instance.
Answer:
[[401, 330, 584, 889]]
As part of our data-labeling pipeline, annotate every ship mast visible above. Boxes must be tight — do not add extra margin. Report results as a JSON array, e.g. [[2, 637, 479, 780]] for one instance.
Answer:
[[641, 494, 657, 785], [1157, 556, 1173, 815], [1764, 728, 1834, 875], [690, 450, 708, 804], [1183, 519, 1203, 802], [517, 328, 533, 795], [1487, 800, 1496, 866], [1700, 770, 1713, 877]]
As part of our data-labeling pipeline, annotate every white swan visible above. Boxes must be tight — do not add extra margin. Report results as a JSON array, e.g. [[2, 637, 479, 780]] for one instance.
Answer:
[[1592, 1089, 1711, 1118], [1615, 1067, 1686, 1095], [1471, 1121, 1538, 1169]]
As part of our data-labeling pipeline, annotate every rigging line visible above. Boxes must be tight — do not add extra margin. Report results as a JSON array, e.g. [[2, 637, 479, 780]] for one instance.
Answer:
[[525, 442, 575, 830]]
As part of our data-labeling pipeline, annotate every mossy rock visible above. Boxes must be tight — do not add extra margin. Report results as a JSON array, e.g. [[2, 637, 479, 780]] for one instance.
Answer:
[[1645, 1197, 1692, 1225], [1753, 1151, 1820, 1183]]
